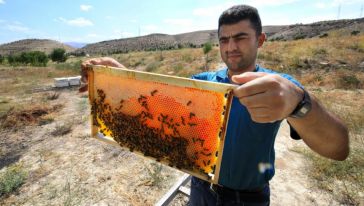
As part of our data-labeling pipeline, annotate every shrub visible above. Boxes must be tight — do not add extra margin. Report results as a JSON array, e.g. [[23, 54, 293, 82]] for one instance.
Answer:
[[351, 30, 360, 36], [312, 48, 328, 56], [50, 48, 67, 63], [51, 122, 73, 136], [319, 33, 328, 38], [145, 61, 160, 72], [0, 54, 3, 64], [203, 42, 213, 71], [338, 74, 361, 89], [293, 33, 306, 40], [0, 164, 27, 197]]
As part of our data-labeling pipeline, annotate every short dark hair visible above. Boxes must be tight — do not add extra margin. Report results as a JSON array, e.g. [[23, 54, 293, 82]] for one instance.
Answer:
[[218, 5, 262, 36]]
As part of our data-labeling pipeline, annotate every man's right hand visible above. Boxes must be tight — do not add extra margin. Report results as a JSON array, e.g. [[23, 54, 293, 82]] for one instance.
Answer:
[[79, 57, 126, 92]]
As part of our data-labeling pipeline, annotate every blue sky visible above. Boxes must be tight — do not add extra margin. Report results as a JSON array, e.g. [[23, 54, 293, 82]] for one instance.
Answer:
[[0, 0, 363, 44]]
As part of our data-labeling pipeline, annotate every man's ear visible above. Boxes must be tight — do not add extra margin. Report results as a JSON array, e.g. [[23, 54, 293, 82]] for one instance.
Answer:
[[258, 33, 266, 48]]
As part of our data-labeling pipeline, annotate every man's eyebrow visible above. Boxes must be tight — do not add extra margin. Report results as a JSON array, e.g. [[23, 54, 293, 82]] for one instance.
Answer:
[[219, 32, 249, 40], [231, 32, 249, 38]]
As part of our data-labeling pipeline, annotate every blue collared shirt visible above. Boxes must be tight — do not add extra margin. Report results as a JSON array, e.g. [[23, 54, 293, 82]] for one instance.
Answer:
[[191, 65, 302, 190]]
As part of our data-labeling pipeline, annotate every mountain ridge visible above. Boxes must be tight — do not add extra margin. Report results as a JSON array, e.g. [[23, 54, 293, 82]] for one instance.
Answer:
[[0, 17, 363, 56]]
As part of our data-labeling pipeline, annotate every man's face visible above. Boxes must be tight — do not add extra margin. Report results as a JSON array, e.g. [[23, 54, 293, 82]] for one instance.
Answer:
[[219, 20, 265, 74]]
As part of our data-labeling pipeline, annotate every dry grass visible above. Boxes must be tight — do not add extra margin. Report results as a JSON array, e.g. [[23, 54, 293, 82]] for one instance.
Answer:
[[112, 47, 222, 77], [258, 34, 364, 76], [294, 88, 364, 205], [0, 104, 63, 130]]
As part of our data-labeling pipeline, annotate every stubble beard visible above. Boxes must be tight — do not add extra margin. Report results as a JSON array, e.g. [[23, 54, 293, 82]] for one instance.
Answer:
[[225, 55, 255, 74]]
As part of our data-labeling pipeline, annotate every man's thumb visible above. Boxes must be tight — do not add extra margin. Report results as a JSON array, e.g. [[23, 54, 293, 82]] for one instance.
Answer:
[[231, 72, 267, 84]]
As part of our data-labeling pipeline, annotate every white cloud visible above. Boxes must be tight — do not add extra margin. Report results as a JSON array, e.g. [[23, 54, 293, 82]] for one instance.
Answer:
[[112, 30, 134, 38], [86, 33, 99, 38], [193, 0, 298, 15], [80, 4, 92, 11], [58, 17, 93, 27], [314, 0, 363, 9], [0, 0, 5, 4], [6, 24, 30, 32], [163, 18, 193, 27], [245, 0, 299, 6], [332, 0, 364, 5], [193, 4, 230, 17], [314, 2, 327, 9]]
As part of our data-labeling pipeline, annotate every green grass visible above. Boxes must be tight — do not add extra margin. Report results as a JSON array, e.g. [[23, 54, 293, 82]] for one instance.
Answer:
[[54, 60, 82, 74], [0, 164, 28, 197]]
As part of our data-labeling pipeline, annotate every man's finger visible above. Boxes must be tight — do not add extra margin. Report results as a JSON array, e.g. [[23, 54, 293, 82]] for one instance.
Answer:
[[238, 91, 271, 107], [231, 72, 267, 85], [233, 76, 271, 98], [79, 84, 88, 93]]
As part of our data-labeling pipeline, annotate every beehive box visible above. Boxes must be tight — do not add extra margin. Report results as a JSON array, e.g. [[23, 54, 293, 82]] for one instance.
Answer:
[[87, 65, 234, 184], [54, 77, 69, 87], [68, 76, 81, 86]]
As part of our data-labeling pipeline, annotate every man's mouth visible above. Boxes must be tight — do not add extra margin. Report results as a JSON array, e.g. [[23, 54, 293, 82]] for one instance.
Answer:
[[227, 53, 241, 59]]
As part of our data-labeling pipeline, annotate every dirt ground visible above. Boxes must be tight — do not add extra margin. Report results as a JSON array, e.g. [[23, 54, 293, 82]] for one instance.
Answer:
[[0, 87, 340, 206]]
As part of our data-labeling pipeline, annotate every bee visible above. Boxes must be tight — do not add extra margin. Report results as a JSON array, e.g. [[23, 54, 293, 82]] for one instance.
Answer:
[[189, 112, 195, 119], [187, 101, 192, 106], [151, 89, 158, 96], [188, 122, 197, 127], [181, 116, 185, 125], [200, 152, 212, 156], [138, 95, 147, 103]]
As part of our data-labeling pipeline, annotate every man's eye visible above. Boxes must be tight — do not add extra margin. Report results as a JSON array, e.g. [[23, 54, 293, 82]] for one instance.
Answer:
[[235, 37, 247, 41], [219, 39, 228, 44]]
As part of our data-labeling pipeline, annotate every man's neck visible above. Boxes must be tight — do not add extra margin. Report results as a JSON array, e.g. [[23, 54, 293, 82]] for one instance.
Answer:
[[227, 64, 257, 82]]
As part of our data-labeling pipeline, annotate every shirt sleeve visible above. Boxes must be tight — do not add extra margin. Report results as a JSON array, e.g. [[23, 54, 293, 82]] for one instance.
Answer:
[[287, 121, 301, 140], [191, 72, 209, 80]]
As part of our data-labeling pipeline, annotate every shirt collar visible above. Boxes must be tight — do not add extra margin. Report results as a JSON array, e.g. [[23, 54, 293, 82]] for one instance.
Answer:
[[216, 65, 260, 81]]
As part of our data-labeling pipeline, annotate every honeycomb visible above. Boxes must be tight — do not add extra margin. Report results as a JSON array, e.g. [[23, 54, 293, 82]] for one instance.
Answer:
[[88, 65, 234, 183]]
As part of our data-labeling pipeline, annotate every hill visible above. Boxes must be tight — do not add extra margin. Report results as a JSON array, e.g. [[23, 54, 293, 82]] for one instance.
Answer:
[[0, 39, 76, 56], [75, 17, 364, 55], [74, 30, 218, 55]]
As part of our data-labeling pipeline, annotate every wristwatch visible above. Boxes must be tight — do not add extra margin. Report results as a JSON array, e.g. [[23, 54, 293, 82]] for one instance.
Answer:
[[289, 88, 312, 118]]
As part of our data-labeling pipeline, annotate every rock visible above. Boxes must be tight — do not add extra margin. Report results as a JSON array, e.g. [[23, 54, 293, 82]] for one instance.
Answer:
[[359, 61, 364, 69]]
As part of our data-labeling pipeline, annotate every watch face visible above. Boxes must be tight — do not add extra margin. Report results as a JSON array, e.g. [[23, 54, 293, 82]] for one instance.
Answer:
[[290, 89, 312, 118], [300, 106, 310, 115]]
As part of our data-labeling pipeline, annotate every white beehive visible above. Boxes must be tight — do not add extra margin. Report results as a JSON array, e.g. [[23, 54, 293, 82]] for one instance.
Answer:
[[68, 76, 81, 86], [54, 78, 69, 87]]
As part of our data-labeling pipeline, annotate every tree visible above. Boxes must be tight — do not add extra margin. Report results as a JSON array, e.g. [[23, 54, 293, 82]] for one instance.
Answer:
[[202, 42, 213, 71], [0, 54, 3, 64], [50, 48, 67, 63], [6, 51, 48, 66]]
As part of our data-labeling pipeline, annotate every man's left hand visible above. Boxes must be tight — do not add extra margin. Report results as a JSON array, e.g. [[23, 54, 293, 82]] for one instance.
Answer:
[[232, 72, 304, 123]]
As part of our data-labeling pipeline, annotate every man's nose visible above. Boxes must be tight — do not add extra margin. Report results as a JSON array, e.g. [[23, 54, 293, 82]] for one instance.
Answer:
[[227, 39, 238, 51]]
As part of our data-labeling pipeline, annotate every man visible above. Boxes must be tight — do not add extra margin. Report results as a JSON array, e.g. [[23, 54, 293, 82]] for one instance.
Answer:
[[81, 4, 349, 205]]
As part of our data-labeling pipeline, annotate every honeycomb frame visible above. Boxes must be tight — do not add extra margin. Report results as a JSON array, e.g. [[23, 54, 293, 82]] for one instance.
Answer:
[[87, 65, 234, 184]]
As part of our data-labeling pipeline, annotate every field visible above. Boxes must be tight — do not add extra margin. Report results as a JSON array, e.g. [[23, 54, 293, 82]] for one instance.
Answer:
[[0, 32, 363, 205]]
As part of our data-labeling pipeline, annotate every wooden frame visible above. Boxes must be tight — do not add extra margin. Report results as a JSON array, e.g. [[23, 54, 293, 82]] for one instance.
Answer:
[[88, 65, 235, 184]]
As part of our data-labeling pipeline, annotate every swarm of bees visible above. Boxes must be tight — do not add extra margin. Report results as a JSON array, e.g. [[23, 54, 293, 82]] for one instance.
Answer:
[[91, 89, 219, 176]]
